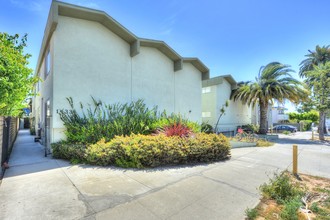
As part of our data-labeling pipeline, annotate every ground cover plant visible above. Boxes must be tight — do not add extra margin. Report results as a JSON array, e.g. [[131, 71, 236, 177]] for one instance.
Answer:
[[245, 171, 330, 220], [53, 98, 231, 168], [256, 139, 274, 147], [229, 135, 274, 147]]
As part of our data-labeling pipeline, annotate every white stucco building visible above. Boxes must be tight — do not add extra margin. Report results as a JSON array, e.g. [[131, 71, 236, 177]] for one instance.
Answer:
[[201, 75, 254, 134], [32, 1, 209, 149], [271, 106, 289, 124]]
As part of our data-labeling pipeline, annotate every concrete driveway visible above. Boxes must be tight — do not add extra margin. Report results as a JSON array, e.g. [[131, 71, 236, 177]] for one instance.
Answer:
[[0, 130, 329, 220]]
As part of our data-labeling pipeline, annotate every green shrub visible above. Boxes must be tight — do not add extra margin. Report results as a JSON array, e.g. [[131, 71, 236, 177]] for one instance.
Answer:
[[300, 120, 313, 131], [58, 98, 158, 143], [89, 133, 230, 168], [289, 111, 319, 122], [58, 99, 203, 144], [280, 198, 301, 220], [289, 119, 298, 123], [256, 139, 274, 147], [282, 130, 291, 135], [52, 141, 86, 163], [53, 133, 231, 168], [310, 202, 320, 213], [245, 207, 258, 220], [259, 172, 303, 204], [201, 122, 213, 134]]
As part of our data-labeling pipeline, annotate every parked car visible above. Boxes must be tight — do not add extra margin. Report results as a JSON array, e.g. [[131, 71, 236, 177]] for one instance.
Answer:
[[273, 125, 297, 133]]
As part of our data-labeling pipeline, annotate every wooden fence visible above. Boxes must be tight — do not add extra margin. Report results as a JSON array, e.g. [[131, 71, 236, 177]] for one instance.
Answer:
[[0, 117, 19, 178]]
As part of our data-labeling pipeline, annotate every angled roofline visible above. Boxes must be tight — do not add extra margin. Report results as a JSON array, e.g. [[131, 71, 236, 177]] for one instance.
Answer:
[[35, 0, 210, 79], [221, 74, 237, 86], [139, 38, 181, 61], [202, 74, 237, 89], [183, 58, 210, 80]]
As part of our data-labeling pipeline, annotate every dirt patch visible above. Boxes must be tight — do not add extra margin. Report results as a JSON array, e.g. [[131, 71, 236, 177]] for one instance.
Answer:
[[250, 173, 330, 220]]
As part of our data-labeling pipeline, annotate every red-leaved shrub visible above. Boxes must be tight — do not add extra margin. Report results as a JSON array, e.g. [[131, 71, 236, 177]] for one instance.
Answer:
[[162, 123, 192, 137]]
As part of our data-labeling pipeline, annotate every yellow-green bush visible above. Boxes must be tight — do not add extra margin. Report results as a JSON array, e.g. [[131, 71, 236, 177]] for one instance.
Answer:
[[52, 133, 231, 168]]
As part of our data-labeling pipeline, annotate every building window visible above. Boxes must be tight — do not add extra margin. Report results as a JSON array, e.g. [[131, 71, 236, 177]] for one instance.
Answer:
[[45, 49, 51, 77], [202, 112, 211, 117], [202, 87, 211, 94]]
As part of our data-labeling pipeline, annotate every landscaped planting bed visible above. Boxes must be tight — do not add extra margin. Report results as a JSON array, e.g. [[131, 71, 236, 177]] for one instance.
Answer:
[[52, 98, 231, 168]]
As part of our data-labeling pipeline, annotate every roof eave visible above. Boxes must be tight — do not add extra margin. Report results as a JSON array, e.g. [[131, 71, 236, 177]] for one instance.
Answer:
[[202, 74, 237, 89], [183, 58, 210, 80], [35, 0, 210, 79]]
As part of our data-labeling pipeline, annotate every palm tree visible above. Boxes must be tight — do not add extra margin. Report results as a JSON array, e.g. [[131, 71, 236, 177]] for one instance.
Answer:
[[304, 62, 330, 140], [231, 62, 306, 134], [299, 45, 330, 77], [299, 45, 330, 134]]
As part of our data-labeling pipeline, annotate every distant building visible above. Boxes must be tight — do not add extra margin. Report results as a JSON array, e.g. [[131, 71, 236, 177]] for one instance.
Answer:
[[271, 106, 289, 124], [202, 75, 254, 134]]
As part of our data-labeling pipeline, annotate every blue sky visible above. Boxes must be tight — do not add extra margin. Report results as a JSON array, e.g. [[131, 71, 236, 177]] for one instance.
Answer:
[[1, 0, 330, 105]]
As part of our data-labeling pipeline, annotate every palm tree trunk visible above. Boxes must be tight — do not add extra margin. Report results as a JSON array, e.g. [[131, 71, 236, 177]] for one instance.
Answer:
[[319, 111, 325, 140], [259, 101, 268, 134]]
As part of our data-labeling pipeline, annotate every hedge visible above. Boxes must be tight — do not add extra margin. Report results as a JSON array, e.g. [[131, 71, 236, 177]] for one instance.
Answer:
[[52, 142, 86, 163], [52, 133, 231, 168]]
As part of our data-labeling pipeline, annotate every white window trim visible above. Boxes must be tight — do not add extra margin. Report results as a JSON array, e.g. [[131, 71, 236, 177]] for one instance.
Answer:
[[202, 112, 211, 117], [202, 87, 211, 94]]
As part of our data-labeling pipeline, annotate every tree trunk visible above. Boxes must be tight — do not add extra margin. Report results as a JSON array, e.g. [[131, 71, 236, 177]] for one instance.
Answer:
[[259, 101, 268, 134], [323, 113, 328, 134], [319, 111, 325, 141]]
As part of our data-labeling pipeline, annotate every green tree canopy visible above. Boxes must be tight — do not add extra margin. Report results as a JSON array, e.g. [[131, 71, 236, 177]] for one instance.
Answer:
[[303, 62, 330, 140], [288, 110, 319, 122], [299, 45, 330, 77], [299, 45, 330, 139], [231, 62, 307, 134], [0, 33, 38, 116]]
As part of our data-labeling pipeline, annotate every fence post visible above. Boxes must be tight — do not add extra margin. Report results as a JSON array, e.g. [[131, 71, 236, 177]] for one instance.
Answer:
[[293, 145, 298, 175]]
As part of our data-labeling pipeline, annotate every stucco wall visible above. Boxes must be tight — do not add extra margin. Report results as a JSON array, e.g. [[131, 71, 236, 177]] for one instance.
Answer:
[[32, 34, 54, 143], [131, 48, 202, 122], [43, 16, 204, 142], [131, 47, 175, 113], [201, 85, 217, 125], [218, 80, 252, 131], [202, 78, 253, 132], [175, 63, 202, 122], [52, 16, 133, 141]]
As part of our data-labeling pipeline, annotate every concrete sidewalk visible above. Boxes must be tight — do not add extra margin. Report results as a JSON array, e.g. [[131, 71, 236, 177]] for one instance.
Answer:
[[0, 130, 329, 220]]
